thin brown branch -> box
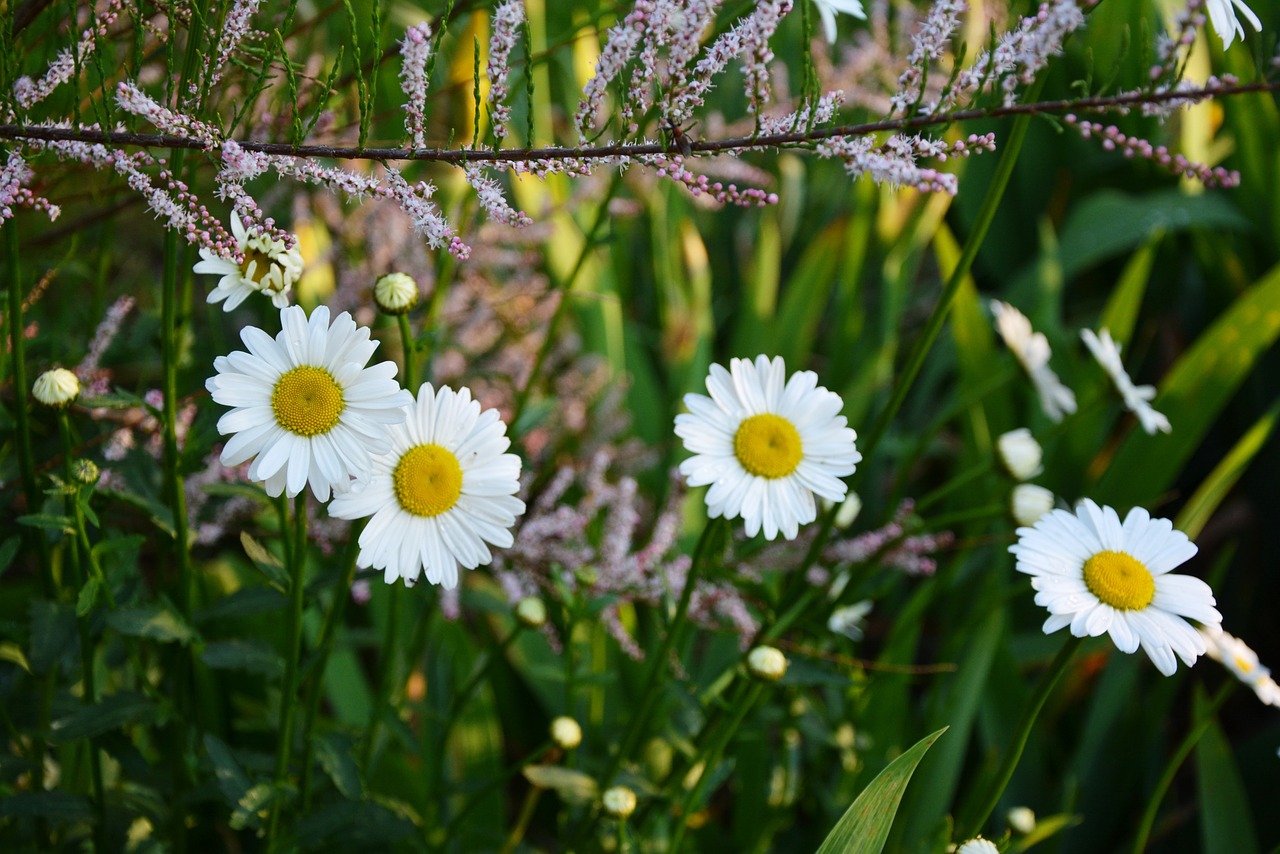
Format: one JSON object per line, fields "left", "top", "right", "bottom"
{"left": 4, "top": 79, "right": 1277, "bottom": 163}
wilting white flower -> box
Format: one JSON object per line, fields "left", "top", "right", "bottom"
{"left": 1200, "top": 624, "right": 1280, "bottom": 707}
{"left": 675, "top": 355, "right": 861, "bottom": 541}
{"left": 990, "top": 301, "right": 1077, "bottom": 422}
{"left": 828, "top": 600, "right": 873, "bottom": 641}
{"left": 1205, "top": 0, "right": 1261, "bottom": 48}
{"left": 1010, "top": 499, "right": 1221, "bottom": 676}
{"left": 812, "top": 0, "right": 867, "bottom": 42}
{"left": 194, "top": 211, "right": 303, "bottom": 312}
{"left": 1080, "top": 328, "right": 1170, "bottom": 435}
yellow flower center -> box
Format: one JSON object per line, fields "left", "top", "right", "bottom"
{"left": 1234, "top": 655, "right": 1256, "bottom": 675}
{"left": 393, "top": 444, "right": 463, "bottom": 517}
{"left": 271, "top": 366, "right": 345, "bottom": 436}
{"left": 240, "top": 247, "right": 274, "bottom": 284}
{"left": 734, "top": 413, "right": 803, "bottom": 479}
{"left": 1082, "top": 550, "right": 1155, "bottom": 611}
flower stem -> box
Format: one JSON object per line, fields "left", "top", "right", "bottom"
{"left": 298, "top": 521, "right": 364, "bottom": 811}
{"left": 957, "top": 634, "right": 1081, "bottom": 839}
{"left": 597, "top": 519, "right": 722, "bottom": 794}
{"left": 397, "top": 313, "right": 417, "bottom": 392}
{"left": 361, "top": 580, "right": 403, "bottom": 772}
{"left": 266, "top": 493, "right": 309, "bottom": 850}
{"left": 668, "top": 681, "right": 765, "bottom": 852}
{"left": 58, "top": 414, "right": 105, "bottom": 854}
{"left": 1129, "top": 680, "right": 1236, "bottom": 853}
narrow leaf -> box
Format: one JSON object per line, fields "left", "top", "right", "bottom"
{"left": 50, "top": 692, "right": 156, "bottom": 743}
{"left": 815, "top": 728, "right": 947, "bottom": 854}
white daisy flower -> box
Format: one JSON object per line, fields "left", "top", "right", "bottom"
{"left": 990, "top": 300, "right": 1077, "bottom": 422}
{"left": 675, "top": 355, "right": 860, "bottom": 541}
{"left": 812, "top": 0, "right": 866, "bottom": 43}
{"left": 1010, "top": 499, "right": 1221, "bottom": 676}
{"left": 194, "top": 211, "right": 304, "bottom": 312}
{"left": 206, "top": 305, "right": 412, "bottom": 502}
{"left": 1205, "top": 0, "right": 1261, "bottom": 48}
{"left": 1200, "top": 624, "right": 1280, "bottom": 707}
{"left": 1080, "top": 328, "right": 1171, "bottom": 435}
{"left": 328, "top": 383, "right": 526, "bottom": 590}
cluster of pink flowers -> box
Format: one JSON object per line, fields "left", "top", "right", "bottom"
{"left": 1066, "top": 115, "right": 1240, "bottom": 187}
{"left": 399, "top": 22, "right": 435, "bottom": 151}
{"left": 486, "top": 1, "right": 526, "bottom": 142}
{"left": 0, "top": 151, "right": 59, "bottom": 225}
{"left": 11, "top": 0, "right": 123, "bottom": 110}
{"left": 650, "top": 154, "right": 780, "bottom": 207}
{"left": 204, "top": 0, "right": 265, "bottom": 96}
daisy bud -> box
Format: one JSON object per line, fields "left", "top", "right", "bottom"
{"left": 1010, "top": 484, "right": 1055, "bottom": 527}
{"left": 32, "top": 367, "right": 80, "bottom": 408}
{"left": 71, "top": 459, "right": 100, "bottom": 487}
{"left": 956, "top": 838, "right": 999, "bottom": 854}
{"left": 1006, "top": 806, "right": 1036, "bottom": 835}
{"left": 515, "top": 597, "right": 547, "bottom": 629}
{"left": 374, "top": 272, "right": 419, "bottom": 315}
{"left": 549, "top": 716, "right": 582, "bottom": 750}
{"left": 834, "top": 493, "right": 863, "bottom": 529}
{"left": 996, "top": 428, "right": 1042, "bottom": 481}
{"left": 746, "top": 645, "right": 788, "bottom": 682}
{"left": 601, "top": 785, "right": 637, "bottom": 820}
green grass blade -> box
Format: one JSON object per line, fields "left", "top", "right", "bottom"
{"left": 815, "top": 727, "right": 948, "bottom": 854}
{"left": 1195, "top": 691, "right": 1260, "bottom": 854}
{"left": 1176, "top": 397, "right": 1280, "bottom": 539}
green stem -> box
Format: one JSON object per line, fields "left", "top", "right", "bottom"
{"left": 957, "top": 634, "right": 1081, "bottom": 839}
{"left": 857, "top": 77, "right": 1045, "bottom": 470}
{"left": 58, "top": 415, "right": 105, "bottom": 854}
{"left": 597, "top": 519, "right": 722, "bottom": 794}
{"left": 442, "top": 743, "right": 552, "bottom": 839}
{"left": 499, "top": 785, "right": 542, "bottom": 854}
{"left": 361, "top": 581, "right": 403, "bottom": 772}
{"left": 397, "top": 313, "right": 418, "bottom": 392}
{"left": 668, "top": 681, "right": 765, "bottom": 852}
{"left": 160, "top": 212, "right": 193, "bottom": 617}
{"left": 267, "top": 494, "right": 308, "bottom": 850}
{"left": 298, "top": 522, "right": 364, "bottom": 810}
{"left": 1130, "top": 680, "right": 1236, "bottom": 853}
{"left": 510, "top": 176, "right": 620, "bottom": 432}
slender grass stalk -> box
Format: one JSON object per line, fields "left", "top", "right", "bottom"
{"left": 361, "top": 580, "right": 403, "bottom": 772}
{"left": 266, "top": 494, "right": 309, "bottom": 850}
{"left": 159, "top": 206, "right": 193, "bottom": 617}
{"left": 594, "top": 519, "right": 723, "bottom": 798}
{"left": 5, "top": 216, "right": 56, "bottom": 849}
{"left": 1130, "top": 681, "right": 1236, "bottom": 853}
{"left": 668, "top": 681, "right": 766, "bottom": 852}
{"left": 58, "top": 414, "right": 105, "bottom": 854}
{"left": 442, "top": 743, "right": 553, "bottom": 840}
{"left": 298, "top": 522, "right": 364, "bottom": 810}
{"left": 499, "top": 785, "right": 542, "bottom": 854}
{"left": 957, "top": 634, "right": 1082, "bottom": 839}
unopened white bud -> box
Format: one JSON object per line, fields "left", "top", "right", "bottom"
{"left": 1011, "top": 484, "right": 1056, "bottom": 527}
{"left": 550, "top": 716, "right": 582, "bottom": 750}
{"left": 997, "top": 428, "right": 1043, "bottom": 481}
{"left": 32, "top": 368, "right": 80, "bottom": 408}
{"left": 515, "top": 597, "right": 547, "bottom": 629}
{"left": 1006, "top": 806, "right": 1036, "bottom": 834}
{"left": 956, "top": 838, "right": 1000, "bottom": 854}
{"left": 373, "top": 272, "right": 419, "bottom": 315}
{"left": 746, "top": 645, "right": 788, "bottom": 682}
{"left": 834, "top": 493, "right": 863, "bottom": 529}
{"left": 601, "top": 785, "right": 637, "bottom": 819}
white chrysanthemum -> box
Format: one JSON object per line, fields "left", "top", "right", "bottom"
{"left": 1010, "top": 499, "right": 1221, "bottom": 676}
{"left": 328, "top": 383, "right": 526, "bottom": 590}
{"left": 1200, "top": 625, "right": 1280, "bottom": 707}
{"left": 991, "top": 300, "right": 1077, "bottom": 422}
{"left": 956, "top": 838, "right": 1000, "bottom": 854}
{"left": 813, "top": 0, "right": 866, "bottom": 42}
{"left": 1080, "top": 328, "right": 1171, "bottom": 435}
{"left": 194, "top": 211, "right": 304, "bottom": 312}
{"left": 996, "top": 428, "right": 1043, "bottom": 480}
{"left": 675, "top": 355, "right": 861, "bottom": 541}
{"left": 1206, "top": 0, "right": 1261, "bottom": 48}
{"left": 32, "top": 367, "right": 80, "bottom": 407}
{"left": 207, "top": 305, "right": 412, "bottom": 501}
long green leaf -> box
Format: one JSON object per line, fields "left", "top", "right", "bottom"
{"left": 1195, "top": 692, "right": 1260, "bottom": 854}
{"left": 1176, "top": 397, "right": 1280, "bottom": 539}
{"left": 815, "top": 727, "right": 947, "bottom": 854}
